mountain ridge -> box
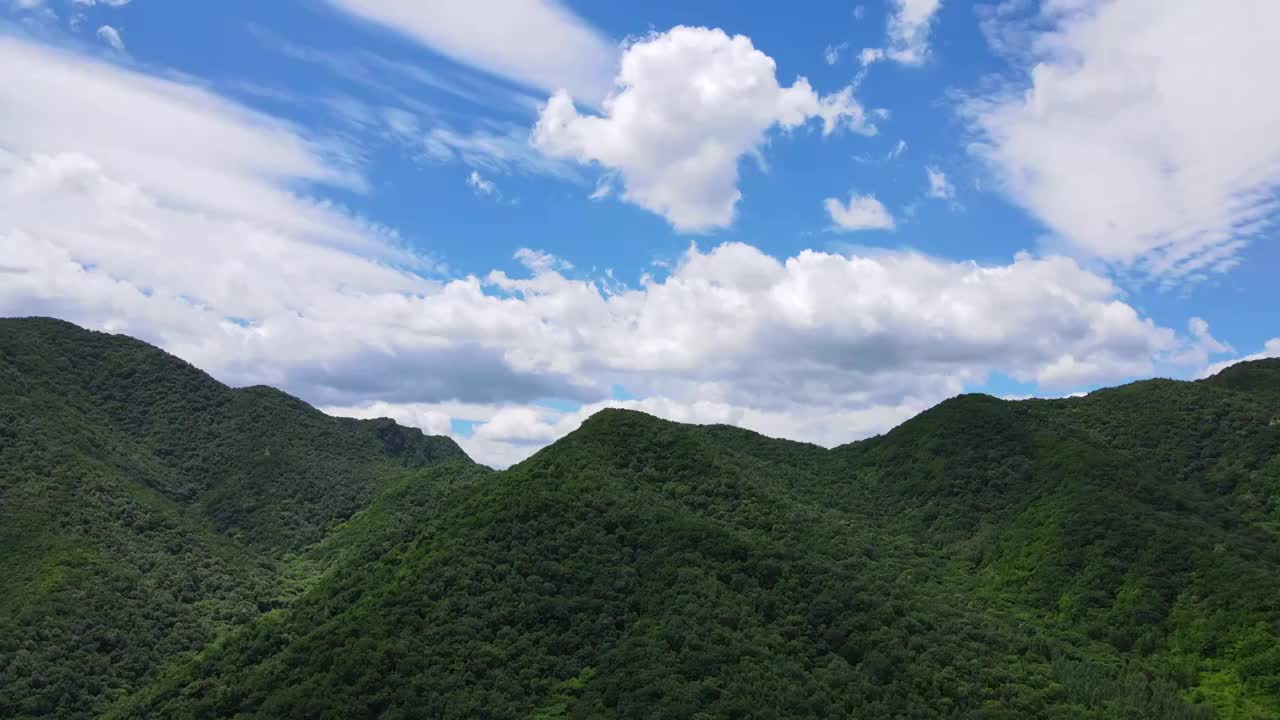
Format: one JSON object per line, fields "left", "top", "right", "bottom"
{"left": 3, "top": 317, "right": 1279, "bottom": 719}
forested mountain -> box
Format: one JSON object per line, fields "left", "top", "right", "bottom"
{"left": 0, "top": 318, "right": 469, "bottom": 719}
{"left": 3, "top": 319, "right": 1279, "bottom": 718}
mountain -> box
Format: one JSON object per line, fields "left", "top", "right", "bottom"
{"left": 119, "top": 371, "right": 1280, "bottom": 718}
{"left": 3, "top": 319, "right": 1279, "bottom": 719}
{"left": 0, "top": 318, "right": 470, "bottom": 719}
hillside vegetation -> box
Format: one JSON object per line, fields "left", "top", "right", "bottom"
{"left": 2, "top": 318, "right": 1278, "bottom": 718}
{"left": 0, "top": 318, "right": 469, "bottom": 719}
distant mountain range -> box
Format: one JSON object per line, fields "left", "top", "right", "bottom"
{"left": 2, "top": 317, "right": 1277, "bottom": 719}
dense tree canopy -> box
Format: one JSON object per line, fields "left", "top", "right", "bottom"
{"left": 2, "top": 318, "right": 1278, "bottom": 718}
{"left": 0, "top": 318, "right": 468, "bottom": 719}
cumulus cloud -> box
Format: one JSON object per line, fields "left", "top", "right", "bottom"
{"left": 325, "top": 242, "right": 1180, "bottom": 465}
{"left": 1167, "top": 317, "right": 1232, "bottom": 368}
{"left": 322, "top": 242, "right": 1182, "bottom": 465}
{"left": 2, "top": 152, "right": 1181, "bottom": 464}
{"left": 964, "top": 0, "right": 1280, "bottom": 281}
{"left": 0, "top": 34, "right": 1201, "bottom": 468}
{"left": 95, "top": 25, "right": 124, "bottom": 52}
{"left": 926, "top": 166, "right": 954, "bottom": 200}
{"left": 533, "top": 26, "right": 879, "bottom": 231}
{"left": 538, "top": 245, "right": 1165, "bottom": 397}
{"left": 825, "top": 193, "right": 895, "bottom": 231}
{"left": 862, "top": 0, "right": 943, "bottom": 66}
{"left": 323, "top": 0, "right": 617, "bottom": 103}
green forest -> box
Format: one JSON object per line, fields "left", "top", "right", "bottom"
{"left": 2, "top": 317, "right": 1278, "bottom": 718}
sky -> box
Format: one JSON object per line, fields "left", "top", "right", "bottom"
{"left": 1, "top": 0, "right": 1277, "bottom": 467}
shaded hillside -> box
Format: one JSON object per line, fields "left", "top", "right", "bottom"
{"left": 0, "top": 318, "right": 470, "bottom": 719}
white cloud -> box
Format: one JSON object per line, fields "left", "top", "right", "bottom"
{"left": 473, "top": 405, "right": 562, "bottom": 444}
{"left": 0, "top": 34, "right": 1199, "bottom": 468}
{"left": 482, "top": 244, "right": 1178, "bottom": 402}
{"left": 533, "top": 26, "right": 879, "bottom": 231}
{"left": 512, "top": 247, "right": 572, "bottom": 274}
{"left": 330, "top": 393, "right": 933, "bottom": 469}
{"left": 0, "top": 37, "right": 438, "bottom": 377}
{"left": 73, "top": 0, "right": 131, "bottom": 5}
{"left": 323, "top": 0, "right": 617, "bottom": 103}
{"left": 321, "top": 243, "right": 1182, "bottom": 465}
{"left": 425, "top": 122, "right": 575, "bottom": 180}
{"left": 824, "top": 42, "right": 847, "bottom": 65}
{"left": 888, "top": 139, "right": 908, "bottom": 160}
{"left": 95, "top": 24, "right": 124, "bottom": 52}
{"left": 965, "top": 0, "right": 1280, "bottom": 281}
{"left": 320, "top": 399, "right": 456, "bottom": 438}
{"left": 587, "top": 175, "right": 612, "bottom": 201}
{"left": 862, "top": 0, "right": 943, "bottom": 66}
{"left": 6, "top": 197, "right": 1186, "bottom": 466}
{"left": 1166, "top": 316, "right": 1232, "bottom": 368}
{"left": 252, "top": 26, "right": 542, "bottom": 113}
{"left": 2, "top": 141, "right": 1182, "bottom": 465}
{"left": 466, "top": 169, "right": 497, "bottom": 196}
{"left": 825, "top": 192, "right": 895, "bottom": 231}
{"left": 926, "top": 165, "right": 954, "bottom": 200}
{"left": 0, "top": 38, "right": 396, "bottom": 259}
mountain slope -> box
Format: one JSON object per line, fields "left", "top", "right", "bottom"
{"left": 116, "top": 410, "right": 1073, "bottom": 718}
{"left": 0, "top": 318, "right": 469, "bottom": 553}
{"left": 829, "top": 378, "right": 1280, "bottom": 715}
{"left": 0, "top": 318, "right": 471, "bottom": 719}
{"left": 4, "top": 320, "right": 1279, "bottom": 719}
{"left": 118, "top": 366, "right": 1280, "bottom": 719}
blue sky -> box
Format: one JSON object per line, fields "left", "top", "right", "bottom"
{"left": 2, "top": 0, "right": 1277, "bottom": 465}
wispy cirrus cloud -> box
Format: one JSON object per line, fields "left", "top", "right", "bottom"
{"left": 965, "top": 0, "right": 1280, "bottom": 283}
{"left": 322, "top": 0, "right": 618, "bottom": 104}
{"left": 251, "top": 24, "right": 541, "bottom": 114}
